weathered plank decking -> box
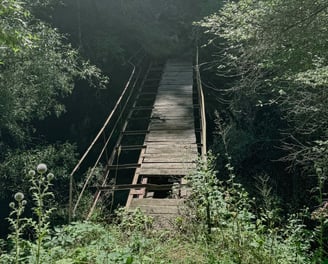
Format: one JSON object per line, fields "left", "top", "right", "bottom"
{"left": 140, "top": 61, "right": 198, "bottom": 176}
{"left": 127, "top": 61, "right": 198, "bottom": 224}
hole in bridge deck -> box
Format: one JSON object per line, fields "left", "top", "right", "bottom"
{"left": 120, "top": 135, "right": 146, "bottom": 148}
{"left": 113, "top": 149, "right": 141, "bottom": 164}
{"left": 146, "top": 176, "right": 181, "bottom": 198}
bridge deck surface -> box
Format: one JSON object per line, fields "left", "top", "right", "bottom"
{"left": 139, "top": 61, "right": 198, "bottom": 176}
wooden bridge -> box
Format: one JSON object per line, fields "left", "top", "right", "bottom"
{"left": 68, "top": 51, "right": 206, "bottom": 225}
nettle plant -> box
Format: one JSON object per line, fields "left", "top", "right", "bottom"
{"left": 185, "top": 152, "right": 312, "bottom": 263}
{"left": 1, "top": 163, "right": 56, "bottom": 264}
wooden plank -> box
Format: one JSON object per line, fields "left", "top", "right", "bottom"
{"left": 95, "top": 183, "right": 187, "bottom": 191}
{"left": 152, "top": 110, "right": 192, "bottom": 116}
{"left": 150, "top": 109, "right": 193, "bottom": 119}
{"left": 152, "top": 109, "right": 193, "bottom": 116}
{"left": 153, "top": 101, "right": 193, "bottom": 106}
{"left": 150, "top": 120, "right": 194, "bottom": 125}
{"left": 146, "top": 135, "right": 196, "bottom": 141}
{"left": 130, "top": 198, "right": 184, "bottom": 206}
{"left": 147, "top": 133, "right": 196, "bottom": 139}
{"left": 150, "top": 118, "right": 194, "bottom": 124}
{"left": 145, "top": 143, "right": 198, "bottom": 151}
{"left": 145, "top": 147, "right": 197, "bottom": 154}
{"left": 147, "top": 130, "right": 195, "bottom": 135}
{"left": 145, "top": 150, "right": 198, "bottom": 156}
{"left": 160, "top": 81, "right": 193, "bottom": 86}
{"left": 161, "top": 77, "right": 192, "bottom": 82}
{"left": 144, "top": 147, "right": 197, "bottom": 153}
{"left": 150, "top": 117, "right": 194, "bottom": 122}
{"left": 154, "top": 94, "right": 193, "bottom": 100}
{"left": 154, "top": 92, "right": 193, "bottom": 97}
{"left": 162, "top": 70, "right": 193, "bottom": 74}
{"left": 141, "top": 162, "right": 196, "bottom": 169}
{"left": 154, "top": 101, "right": 193, "bottom": 107}
{"left": 143, "top": 156, "right": 197, "bottom": 163}
{"left": 139, "top": 168, "right": 192, "bottom": 175}
{"left": 156, "top": 92, "right": 194, "bottom": 97}
{"left": 149, "top": 124, "right": 195, "bottom": 131}
{"left": 148, "top": 127, "right": 195, "bottom": 133}
{"left": 152, "top": 105, "right": 194, "bottom": 109}
{"left": 145, "top": 150, "right": 198, "bottom": 157}
{"left": 158, "top": 86, "right": 192, "bottom": 90}
{"left": 146, "top": 137, "right": 196, "bottom": 143}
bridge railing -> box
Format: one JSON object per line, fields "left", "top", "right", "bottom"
{"left": 68, "top": 50, "right": 147, "bottom": 222}
{"left": 195, "top": 46, "right": 207, "bottom": 159}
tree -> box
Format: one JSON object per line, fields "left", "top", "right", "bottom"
{"left": 196, "top": 0, "right": 328, "bottom": 205}
{"left": 0, "top": 0, "right": 108, "bottom": 148}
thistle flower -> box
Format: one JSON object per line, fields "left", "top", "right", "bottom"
{"left": 37, "top": 163, "right": 47, "bottom": 174}
{"left": 47, "top": 173, "right": 54, "bottom": 181}
{"left": 316, "top": 167, "right": 323, "bottom": 175}
{"left": 22, "top": 200, "right": 27, "bottom": 206}
{"left": 9, "top": 202, "right": 15, "bottom": 208}
{"left": 14, "top": 192, "right": 24, "bottom": 202}
{"left": 28, "top": 170, "right": 36, "bottom": 177}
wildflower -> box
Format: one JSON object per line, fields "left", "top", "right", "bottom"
{"left": 9, "top": 202, "right": 15, "bottom": 208}
{"left": 22, "top": 200, "right": 27, "bottom": 206}
{"left": 47, "top": 173, "right": 54, "bottom": 181}
{"left": 14, "top": 192, "right": 24, "bottom": 202}
{"left": 37, "top": 163, "right": 47, "bottom": 174}
{"left": 28, "top": 170, "right": 36, "bottom": 177}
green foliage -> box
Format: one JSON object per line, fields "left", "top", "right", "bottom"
{"left": 27, "top": 165, "right": 55, "bottom": 264}
{"left": 0, "top": 143, "right": 77, "bottom": 200}
{"left": 6, "top": 193, "right": 28, "bottom": 264}
{"left": 0, "top": 0, "right": 108, "bottom": 144}
{"left": 311, "top": 140, "right": 328, "bottom": 263}
{"left": 1, "top": 164, "right": 56, "bottom": 263}
{"left": 0, "top": 0, "right": 33, "bottom": 53}
{"left": 184, "top": 152, "right": 312, "bottom": 263}
{"left": 115, "top": 208, "right": 153, "bottom": 235}
{"left": 42, "top": 221, "right": 137, "bottom": 263}
{"left": 0, "top": 159, "right": 316, "bottom": 263}
{"left": 195, "top": 0, "right": 328, "bottom": 209}
{"left": 0, "top": 143, "right": 77, "bottom": 227}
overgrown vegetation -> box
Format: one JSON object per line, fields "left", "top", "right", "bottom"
{"left": 196, "top": 0, "right": 328, "bottom": 210}
{"left": 1, "top": 159, "right": 324, "bottom": 263}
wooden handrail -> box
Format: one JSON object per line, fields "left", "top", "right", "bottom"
{"left": 68, "top": 50, "right": 144, "bottom": 222}
{"left": 92, "top": 183, "right": 190, "bottom": 191}
{"left": 195, "top": 46, "right": 207, "bottom": 159}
